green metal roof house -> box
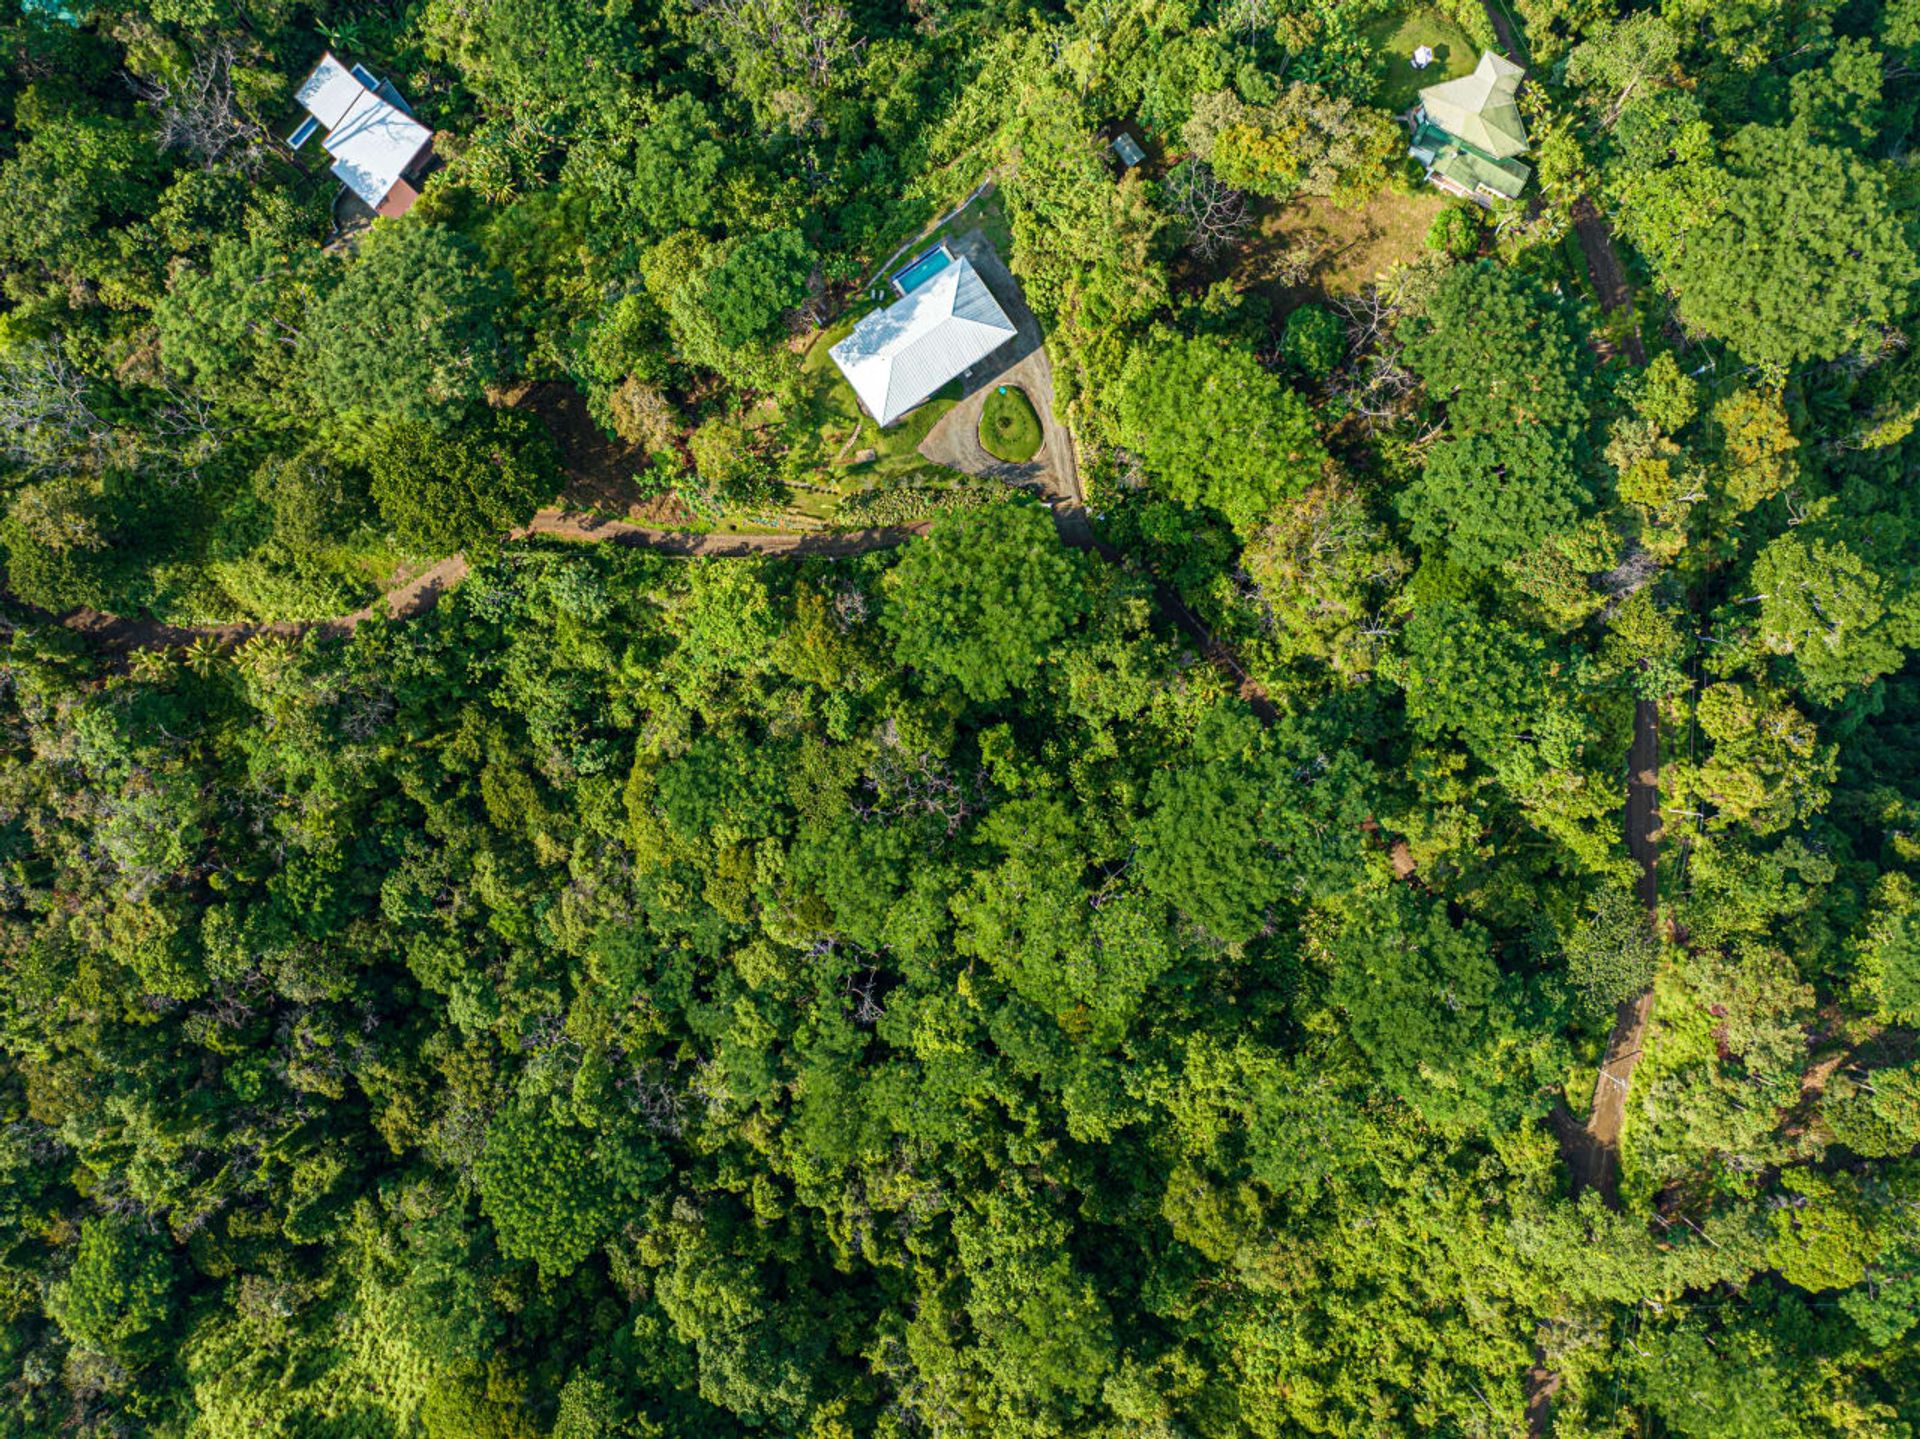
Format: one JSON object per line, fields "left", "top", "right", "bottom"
{"left": 1407, "top": 50, "right": 1531, "bottom": 204}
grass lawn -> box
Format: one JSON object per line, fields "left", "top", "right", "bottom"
{"left": 1364, "top": 7, "right": 1481, "bottom": 114}
{"left": 797, "top": 312, "right": 959, "bottom": 475}
{"left": 774, "top": 316, "right": 967, "bottom": 525}
{"left": 979, "top": 385, "right": 1043, "bottom": 463}
{"left": 1238, "top": 188, "right": 1447, "bottom": 316}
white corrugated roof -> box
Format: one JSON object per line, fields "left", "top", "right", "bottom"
{"left": 323, "top": 90, "right": 431, "bottom": 209}
{"left": 295, "top": 52, "right": 365, "bottom": 130}
{"left": 829, "top": 258, "right": 1017, "bottom": 426}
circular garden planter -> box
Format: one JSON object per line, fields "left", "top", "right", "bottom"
{"left": 978, "top": 385, "right": 1043, "bottom": 464}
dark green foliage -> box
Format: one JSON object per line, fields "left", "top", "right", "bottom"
{"left": 1278, "top": 302, "right": 1344, "bottom": 379}
{"left": 474, "top": 0, "right": 640, "bottom": 113}
{"left": 1330, "top": 889, "right": 1504, "bottom": 1126}
{"left": 475, "top": 1103, "right": 617, "bottom": 1276}
{"left": 1401, "top": 264, "right": 1593, "bottom": 568}
{"left": 50, "top": 1219, "right": 173, "bottom": 1364}
{"left": 307, "top": 225, "right": 514, "bottom": 428}
{"left": 369, "top": 407, "right": 559, "bottom": 553}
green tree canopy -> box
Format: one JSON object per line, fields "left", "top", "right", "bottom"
{"left": 1401, "top": 264, "right": 1593, "bottom": 568}
{"left": 703, "top": 228, "right": 814, "bottom": 346}
{"left": 369, "top": 407, "right": 559, "bottom": 554}
{"left": 51, "top": 1218, "right": 174, "bottom": 1364}
{"left": 474, "top": 1102, "right": 616, "bottom": 1277}
{"left": 1664, "top": 126, "right": 1917, "bottom": 368}
{"left": 881, "top": 502, "right": 1087, "bottom": 700}
{"left": 306, "top": 225, "right": 514, "bottom": 428}
{"left": 1110, "top": 333, "right": 1325, "bottom": 533}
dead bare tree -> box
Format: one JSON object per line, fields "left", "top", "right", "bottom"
{"left": 692, "top": 0, "right": 866, "bottom": 93}
{"left": 854, "top": 719, "right": 983, "bottom": 835}
{"left": 135, "top": 44, "right": 265, "bottom": 171}
{"left": 0, "top": 344, "right": 105, "bottom": 475}
{"left": 1218, "top": 0, "right": 1280, "bottom": 38}
{"left": 1163, "top": 159, "right": 1247, "bottom": 259}
{"left": 1328, "top": 288, "right": 1421, "bottom": 431}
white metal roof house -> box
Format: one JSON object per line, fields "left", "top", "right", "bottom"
{"left": 287, "top": 52, "right": 434, "bottom": 219}
{"left": 829, "top": 253, "right": 1017, "bottom": 426}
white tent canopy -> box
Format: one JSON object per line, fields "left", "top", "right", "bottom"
{"left": 830, "top": 258, "right": 1017, "bottom": 426}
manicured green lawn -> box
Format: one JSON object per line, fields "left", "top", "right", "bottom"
{"left": 1365, "top": 7, "right": 1481, "bottom": 115}
{"left": 978, "top": 385, "right": 1043, "bottom": 464}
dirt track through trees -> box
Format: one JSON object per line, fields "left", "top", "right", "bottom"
{"left": 54, "top": 510, "right": 933, "bottom": 654}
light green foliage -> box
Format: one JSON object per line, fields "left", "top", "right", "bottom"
{"left": 1766, "top": 1169, "right": 1879, "bottom": 1292}
{"left": 1851, "top": 874, "right": 1920, "bottom": 1026}
{"left": 1196, "top": 82, "right": 1402, "bottom": 204}
{"left": 881, "top": 502, "right": 1086, "bottom": 700}
{"left": 977, "top": 385, "right": 1043, "bottom": 463}
{"left": 1242, "top": 478, "right": 1410, "bottom": 679}
{"left": 1823, "top": 1064, "right": 1920, "bottom": 1158}
{"left": 1562, "top": 886, "right": 1659, "bottom": 1015}
{"left": 1678, "top": 682, "right": 1834, "bottom": 834}
{"left": 1748, "top": 530, "right": 1919, "bottom": 702}
{"left": 1424, "top": 202, "right": 1482, "bottom": 259}
{"left": 1663, "top": 126, "right": 1917, "bottom": 368}
{"left": 1111, "top": 333, "right": 1325, "bottom": 532}
{"left": 640, "top": 231, "right": 793, "bottom": 390}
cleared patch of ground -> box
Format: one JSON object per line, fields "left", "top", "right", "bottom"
{"left": 1238, "top": 188, "right": 1448, "bottom": 316}
{"left": 979, "top": 385, "right": 1043, "bottom": 463}
{"left": 516, "top": 380, "right": 694, "bottom": 527}
{"left": 1364, "top": 6, "right": 1482, "bottom": 114}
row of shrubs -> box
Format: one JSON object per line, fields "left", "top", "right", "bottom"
{"left": 836, "top": 480, "right": 1011, "bottom": 526}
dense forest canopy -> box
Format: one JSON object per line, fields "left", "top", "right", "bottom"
{"left": 2, "top": 0, "right": 1920, "bottom": 1435}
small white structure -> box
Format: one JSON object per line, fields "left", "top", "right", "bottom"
{"left": 288, "top": 52, "right": 434, "bottom": 219}
{"left": 830, "top": 257, "right": 1017, "bottom": 427}
{"left": 1412, "top": 44, "right": 1435, "bottom": 69}
{"left": 1112, "top": 132, "right": 1146, "bottom": 168}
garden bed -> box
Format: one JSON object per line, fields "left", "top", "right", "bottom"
{"left": 978, "top": 385, "right": 1044, "bottom": 463}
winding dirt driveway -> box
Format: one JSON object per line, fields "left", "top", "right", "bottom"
{"left": 915, "top": 229, "right": 1082, "bottom": 507}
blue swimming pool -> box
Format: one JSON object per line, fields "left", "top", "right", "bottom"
{"left": 892, "top": 244, "right": 954, "bottom": 296}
